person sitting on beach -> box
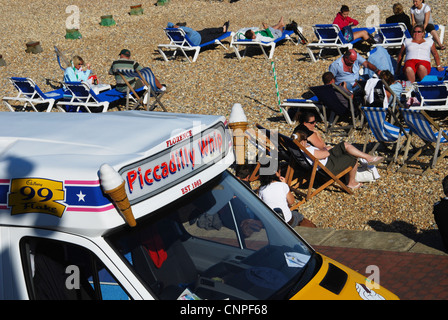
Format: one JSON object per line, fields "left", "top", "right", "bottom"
{"left": 385, "top": 3, "right": 412, "bottom": 32}
{"left": 410, "top": 0, "right": 445, "bottom": 50}
{"left": 395, "top": 24, "right": 444, "bottom": 82}
{"left": 166, "top": 21, "right": 230, "bottom": 46}
{"left": 244, "top": 17, "right": 285, "bottom": 41}
{"left": 292, "top": 111, "right": 328, "bottom": 150}
{"left": 333, "top": 5, "right": 375, "bottom": 44}
{"left": 329, "top": 49, "right": 382, "bottom": 93}
{"left": 258, "top": 165, "right": 315, "bottom": 227}
{"left": 109, "top": 49, "right": 166, "bottom": 93}
{"left": 63, "top": 55, "right": 91, "bottom": 83}
{"left": 293, "top": 130, "right": 384, "bottom": 190}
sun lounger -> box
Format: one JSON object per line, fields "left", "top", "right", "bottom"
{"left": 230, "top": 29, "right": 297, "bottom": 60}
{"left": 3, "top": 77, "right": 65, "bottom": 112}
{"left": 158, "top": 28, "right": 234, "bottom": 63}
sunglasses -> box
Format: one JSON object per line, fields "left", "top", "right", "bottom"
{"left": 413, "top": 30, "right": 423, "bottom": 33}
{"left": 306, "top": 120, "right": 316, "bottom": 124}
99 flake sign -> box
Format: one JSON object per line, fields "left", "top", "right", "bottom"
{"left": 8, "top": 178, "right": 67, "bottom": 217}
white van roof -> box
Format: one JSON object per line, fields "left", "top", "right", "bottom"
{"left": 0, "top": 111, "right": 232, "bottom": 235}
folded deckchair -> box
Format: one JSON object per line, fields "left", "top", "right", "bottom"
{"left": 279, "top": 95, "right": 325, "bottom": 125}
{"left": 3, "top": 77, "right": 66, "bottom": 112}
{"left": 116, "top": 67, "right": 167, "bottom": 112}
{"left": 277, "top": 132, "right": 353, "bottom": 204}
{"left": 56, "top": 82, "right": 130, "bottom": 112}
{"left": 230, "top": 29, "right": 297, "bottom": 60}
{"left": 398, "top": 108, "right": 448, "bottom": 175}
{"left": 306, "top": 24, "right": 374, "bottom": 62}
{"left": 158, "top": 28, "right": 234, "bottom": 63}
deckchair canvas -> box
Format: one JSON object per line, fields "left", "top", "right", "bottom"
{"left": 3, "top": 77, "right": 65, "bottom": 112}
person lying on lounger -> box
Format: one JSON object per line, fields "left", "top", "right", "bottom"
{"left": 244, "top": 17, "right": 286, "bottom": 41}
{"left": 166, "top": 21, "right": 230, "bottom": 46}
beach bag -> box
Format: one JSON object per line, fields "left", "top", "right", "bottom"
{"left": 355, "top": 159, "right": 380, "bottom": 183}
{"left": 342, "top": 25, "right": 354, "bottom": 42}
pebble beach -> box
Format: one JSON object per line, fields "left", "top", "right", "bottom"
{"left": 1, "top": 0, "right": 447, "bottom": 238}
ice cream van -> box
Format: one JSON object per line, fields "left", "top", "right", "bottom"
{"left": 0, "top": 111, "right": 398, "bottom": 300}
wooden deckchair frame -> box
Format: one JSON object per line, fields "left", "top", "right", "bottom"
{"left": 278, "top": 133, "right": 353, "bottom": 204}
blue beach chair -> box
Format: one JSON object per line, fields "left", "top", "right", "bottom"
{"left": 158, "top": 28, "right": 234, "bottom": 63}
{"left": 2, "top": 77, "right": 66, "bottom": 112}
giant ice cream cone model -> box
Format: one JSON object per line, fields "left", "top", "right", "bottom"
{"left": 99, "top": 163, "right": 136, "bottom": 227}
{"left": 229, "top": 103, "right": 248, "bottom": 165}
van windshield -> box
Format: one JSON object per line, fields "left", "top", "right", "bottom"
{"left": 107, "top": 170, "right": 315, "bottom": 300}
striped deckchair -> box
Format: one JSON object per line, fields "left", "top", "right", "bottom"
{"left": 116, "top": 67, "right": 167, "bottom": 112}
{"left": 361, "top": 106, "right": 410, "bottom": 168}
{"left": 399, "top": 108, "right": 448, "bottom": 175}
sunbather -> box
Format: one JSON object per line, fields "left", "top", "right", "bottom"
{"left": 244, "top": 17, "right": 285, "bottom": 41}
{"left": 166, "top": 21, "right": 230, "bottom": 46}
{"left": 109, "top": 49, "right": 166, "bottom": 93}
{"left": 293, "top": 129, "right": 384, "bottom": 189}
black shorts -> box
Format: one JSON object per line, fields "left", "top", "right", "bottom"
{"left": 325, "top": 142, "right": 357, "bottom": 175}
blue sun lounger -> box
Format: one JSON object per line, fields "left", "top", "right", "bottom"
{"left": 56, "top": 82, "right": 135, "bottom": 113}
{"left": 306, "top": 24, "right": 374, "bottom": 62}
{"left": 158, "top": 28, "right": 234, "bottom": 63}
{"left": 3, "top": 77, "right": 66, "bottom": 112}
{"left": 230, "top": 29, "right": 297, "bottom": 60}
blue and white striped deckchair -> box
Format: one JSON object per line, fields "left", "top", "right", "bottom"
{"left": 361, "top": 106, "right": 410, "bottom": 167}
{"left": 399, "top": 108, "right": 448, "bottom": 174}
{"left": 158, "top": 28, "right": 234, "bottom": 63}
{"left": 230, "top": 29, "right": 297, "bottom": 60}
{"left": 3, "top": 77, "right": 66, "bottom": 112}
{"left": 116, "top": 67, "right": 167, "bottom": 112}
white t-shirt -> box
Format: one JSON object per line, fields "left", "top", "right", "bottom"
{"left": 305, "top": 144, "right": 328, "bottom": 167}
{"left": 410, "top": 3, "right": 433, "bottom": 25}
{"left": 404, "top": 38, "right": 433, "bottom": 62}
{"left": 258, "top": 181, "right": 292, "bottom": 222}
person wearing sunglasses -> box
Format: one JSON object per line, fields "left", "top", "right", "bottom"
{"left": 63, "top": 55, "right": 91, "bottom": 83}
{"left": 410, "top": 0, "right": 445, "bottom": 50}
{"left": 396, "top": 24, "right": 443, "bottom": 82}
{"left": 292, "top": 111, "right": 329, "bottom": 151}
